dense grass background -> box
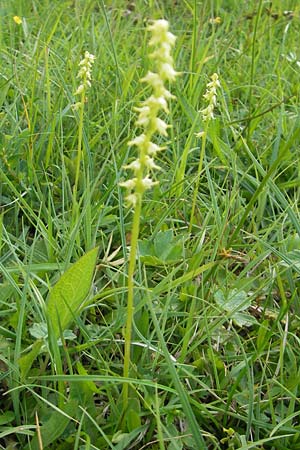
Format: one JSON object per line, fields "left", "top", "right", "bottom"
{"left": 1, "top": 0, "right": 300, "bottom": 448}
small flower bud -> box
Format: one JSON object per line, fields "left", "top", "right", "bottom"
{"left": 126, "top": 193, "right": 138, "bottom": 207}
{"left": 145, "top": 95, "right": 169, "bottom": 113}
{"left": 72, "top": 102, "right": 82, "bottom": 111}
{"left": 148, "top": 20, "right": 176, "bottom": 47}
{"left": 135, "top": 106, "right": 151, "bottom": 127}
{"left": 74, "top": 84, "right": 84, "bottom": 95}
{"left": 128, "top": 134, "right": 147, "bottom": 147}
{"left": 155, "top": 117, "right": 168, "bottom": 135}
{"left": 119, "top": 179, "right": 137, "bottom": 189}
{"left": 160, "top": 63, "right": 178, "bottom": 81}
{"left": 141, "top": 72, "right": 163, "bottom": 89}
{"left": 144, "top": 156, "right": 161, "bottom": 170}
{"left": 195, "top": 131, "right": 206, "bottom": 138}
{"left": 13, "top": 16, "right": 22, "bottom": 25}
{"left": 123, "top": 160, "right": 141, "bottom": 172}
{"left": 141, "top": 177, "right": 159, "bottom": 190}
{"left": 147, "top": 142, "right": 163, "bottom": 155}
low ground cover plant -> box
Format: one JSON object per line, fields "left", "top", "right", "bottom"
{"left": 1, "top": 1, "right": 300, "bottom": 449}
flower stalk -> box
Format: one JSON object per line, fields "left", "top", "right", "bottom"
{"left": 120, "top": 19, "right": 178, "bottom": 416}
{"left": 189, "top": 73, "right": 220, "bottom": 231}
{"left": 72, "top": 51, "right": 95, "bottom": 214}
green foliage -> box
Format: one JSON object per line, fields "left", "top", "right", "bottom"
{"left": 28, "top": 401, "right": 78, "bottom": 450}
{"left": 214, "top": 288, "right": 258, "bottom": 327}
{"left": 47, "top": 247, "right": 99, "bottom": 338}
{"left": 139, "top": 230, "right": 184, "bottom": 266}
{"left": 1, "top": 0, "right": 300, "bottom": 449}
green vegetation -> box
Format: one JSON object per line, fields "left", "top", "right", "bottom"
{"left": 1, "top": 0, "right": 300, "bottom": 448}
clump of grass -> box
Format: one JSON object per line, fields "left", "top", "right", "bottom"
{"left": 1, "top": 1, "right": 300, "bottom": 449}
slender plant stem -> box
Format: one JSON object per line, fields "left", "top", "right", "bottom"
{"left": 247, "top": 0, "right": 263, "bottom": 141}
{"left": 179, "top": 293, "right": 197, "bottom": 363}
{"left": 72, "top": 90, "right": 85, "bottom": 216}
{"left": 122, "top": 193, "right": 142, "bottom": 410}
{"left": 188, "top": 0, "right": 198, "bottom": 95}
{"left": 189, "top": 122, "right": 209, "bottom": 232}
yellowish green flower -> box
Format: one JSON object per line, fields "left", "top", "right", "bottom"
{"left": 190, "top": 73, "right": 220, "bottom": 230}
{"left": 120, "top": 19, "right": 178, "bottom": 206}
{"left": 73, "top": 51, "right": 95, "bottom": 99}
{"left": 200, "top": 73, "right": 220, "bottom": 121}
{"left": 72, "top": 50, "right": 95, "bottom": 212}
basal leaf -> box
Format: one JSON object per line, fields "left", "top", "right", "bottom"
{"left": 139, "top": 230, "right": 183, "bottom": 266}
{"left": 232, "top": 312, "right": 257, "bottom": 327}
{"left": 214, "top": 289, "right": 250, "bottom": 313}
{"left": 28, "top": 401, "right": 77, "bottom": 450}
{"left": 0, "top": 411, "right": 15, "bottom": 425}
{"left": 19, "top": 340, "right": 43, "bottom": 381}
{"left": 153, "top": 229, "right": 173, "bottom": 259}
{"left": 47, "top": 247, "right": 99, "bottom": 338}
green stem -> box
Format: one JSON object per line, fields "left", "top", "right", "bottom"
{"left": 122, "top": 130, "right": 153, "bottom": 420}
{"left": 189, "top": 122, "right": 209, "bottom": 232}
{"left": 122, "top": 192, "right": 142, "bottom": 411}
{"left": 179, "top": 294, "right": 197, "bottom": 363}
{"left": 189, "top": 0, "right": 198, "bottom": 95}
{"left": 247, "top": 0, "right": 263, "bottom": 141}
{"left": 72, "top": 90, "right": 85, "bottom": 217}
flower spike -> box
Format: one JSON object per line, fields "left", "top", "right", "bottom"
{"left": 120, "top": 19, "right": 178, "bottom": 203}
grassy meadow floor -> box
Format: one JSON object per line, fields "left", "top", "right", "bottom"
{"left": 1, "top": 0, "right": 300, "bottom": 448}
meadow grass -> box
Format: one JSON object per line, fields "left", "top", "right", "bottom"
{"left": 1, "top": 0, "right": 300, "bottom": 449}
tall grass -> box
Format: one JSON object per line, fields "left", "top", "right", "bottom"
{"left": 1, "top": 0, "right": 300, "bottom": 449}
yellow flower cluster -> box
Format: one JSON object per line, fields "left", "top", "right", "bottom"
{"left": 120, "top": 20, "right": 178, "bottom": 207}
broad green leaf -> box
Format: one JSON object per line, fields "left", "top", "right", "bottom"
{"left": 0, "top": 282, "right": 17, "bottom": 302}
{"left": 47, "top": 247, "right": 99, "bottom": 338}
{"left": 112, "top": 425, "right": 147, "bottom": 450}
{"left": 280, "top": 250, "right": 300, "bottom": 269}
{"left": 18, "top": 340, "right": 43, "bottom": 381}
{"left": 28, "top": 323, "right": 76, "bottom": 342}
{"left": 69, "top": 364, "right": 98, "bottom": 411}
{"left": 214, "top": 289, "right": 250, "bottom": 313}
{"left": 153, "top": 229, "right": 173, "bottom": 258}
{"left": 214, "top": 289, "right": 256, "bottom": 327}
{"left": 75, "top": 361, "right": 100, "bottom": 394}
{"left": 126, "top": 397, "right": 141, "bottom": 431}
{"left": 0, "top": 412, "right": 15, "bottom": 426}
{"left": 28, "top": 401, "right": 77, "bottom": 450}
{"left": 232, "top": 312, "right": 257, "bottom": 327}
{"left": 139, "top": 230, "right": 183, "bottom": 266}
{"left": 58, "top": 329, "right": 77, "bottom": 342}
{"left": 139, "top": 254, "right": 167, "bottom": 266}
{"left": 29, "top": 322, "right": 48, "bottom": 339}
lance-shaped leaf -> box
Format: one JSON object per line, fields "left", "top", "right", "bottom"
{"left": 47, "top": 247, "right": 99, "bottom": 338}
